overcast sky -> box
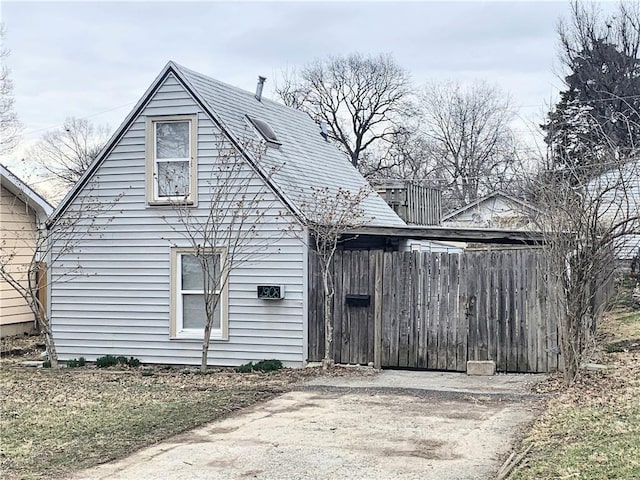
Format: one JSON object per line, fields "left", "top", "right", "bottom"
{"left": 0, "top": 1, "right": 614, "bottom": 179}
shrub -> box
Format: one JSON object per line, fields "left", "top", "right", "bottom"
{"left": 66, "top": 357, "right": 86, "bottom": 368}
{"left": 96, "top": 355, "right": 119, "bottom": 368}
{"left": 127, "top": 357, "right": 141, "bottom": 368}
{"left": 235, "top": 362, "right": 254, "bottom": 373}
{"left": 253, "top": 359, "right": 283, "bottom": 372}
{"left": 96, "top": 355, "right": 141, "bottom": 368}
{"left": 42, "top": 360, "right": 51, "bottom": 368}
{"left": 236, "top": 359, "right": 283, "bottom": 373}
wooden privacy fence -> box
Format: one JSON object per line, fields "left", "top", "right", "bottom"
{"left": 308, "top": 249, "right": 563, "bottom": 373}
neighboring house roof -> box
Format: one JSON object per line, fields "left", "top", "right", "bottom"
{"left": 441, "top": 191, "right": 541, "bottom": 222}
{"left": 49, "top": 61, "right": 405, "bottom": 228}
{"left": 0, "top": 163, "right": 54, "bottom": 220}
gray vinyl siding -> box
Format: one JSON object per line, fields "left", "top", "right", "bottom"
{"left": 594, "top": 161, "right": 640, "bottom": 262}
{"left": 50, "top": 73, "right": 307, "bottom": 367}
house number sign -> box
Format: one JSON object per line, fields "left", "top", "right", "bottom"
{"left": 257, "top": 285, "right": 285, "bottom": 300}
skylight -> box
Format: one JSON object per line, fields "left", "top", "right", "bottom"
{"left": 246, "top": 115, "right": 281, "bottom": 147}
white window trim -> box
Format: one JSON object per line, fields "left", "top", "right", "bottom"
{"left": 146, "top": 115, "right": 198, "bottom": 206}
{"left": 170, "top": 247, "right": 229, "bottom": 340}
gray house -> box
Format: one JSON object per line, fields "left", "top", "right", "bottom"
{"left": 47, "top": 61, "right": 405, "bottom": 367}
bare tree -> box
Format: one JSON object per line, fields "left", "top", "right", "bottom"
{"left": 300, "top": 185, "right": 371, "bottom": 369}
{"left": 163, "top": 134, "right": 284, "bottom": 371}
{"left": 276, "top": 53, "right": 413, "bottom": 173}
{"left": 29, "top": 117, "right": 110, "bottom": 190}
{"left": 0, "top": 24, "right": 21, "bottom": 155}
{"left": 530, "top": 154, "right": 639, "bottom": 384}
{"left": 531, "top": 2, "right": 640, "bottom": 384}
{"left": 414, "top": 80, "right": 519, "bottom": 210}
{"left": 0, "top": 181, "right": 122, "bottom": 368}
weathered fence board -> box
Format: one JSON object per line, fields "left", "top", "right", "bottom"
{"left": 308, "top": 249, "right": 565, "bottom": 373}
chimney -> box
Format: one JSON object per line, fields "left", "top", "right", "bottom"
{"left": 320, "top": 121, "right": 329, "bottom": 140}
{"left": 255, "top": 76, "right": 266, "bottom": 102}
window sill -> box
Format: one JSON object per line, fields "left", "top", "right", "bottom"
{"left": 147, "top": 200, "right": 195, "bottom": 207}
{"left": 170, "top": 334, "right": 228, "bottom": 341}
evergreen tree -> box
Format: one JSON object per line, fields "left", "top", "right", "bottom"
{"left": 543, "top": 2, "right": 640, "bottom": 173}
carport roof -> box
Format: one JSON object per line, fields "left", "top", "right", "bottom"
{"left": 343, "top": 225, "right": 546, "bottom": 245}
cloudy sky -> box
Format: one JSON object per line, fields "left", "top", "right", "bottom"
{"left": 0, "top": 1, "right": 612, "bottom": 179}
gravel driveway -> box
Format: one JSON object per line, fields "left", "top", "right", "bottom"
{"left": 70, "top": 371, "right": 545, "bottom": 480}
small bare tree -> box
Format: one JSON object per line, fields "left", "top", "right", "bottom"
{"left": 276, "top": 53, "right": 413, "bottom": 172}
{"left": 0, "top": 24, "right": 21, "bottom": 155}
{"left": 530, "top": 155, "right": 639, "bottom": 383}
{"left": 162, "top": 134, "right": 284, "bottom": 371}
{"left": 416, "top": 80, "right": 519, "bottom": 210}
{"left": 0, "top": 180, "right": 122, "bottom": 368}
{"left": 300, "top": 185, "right": 371, "bottom": 369}
{"left": 29, "top": 117, "right": 111, "bottom": 192}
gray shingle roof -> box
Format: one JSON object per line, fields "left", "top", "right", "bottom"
{"left": 174, "top": 63, "right": 405, "bottom": 228}
{"left": 50, "top": 62, "right": 406, "bottom": 229}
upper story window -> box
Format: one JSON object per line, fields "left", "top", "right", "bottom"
{"left": 146, "top": 115, "right": 198, "bottom": 205}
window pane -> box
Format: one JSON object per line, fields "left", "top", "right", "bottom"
{"left": 181, "top": 254, "right": 220, "bottom": 290}
{"left": 156, "top": 121, "right": 189, "bottom": 159}
{"left": 157, "top": 161, "right": 189, "bottom": 197}
{"left": 182, "top": 294, "right": 220, "bottom": 330}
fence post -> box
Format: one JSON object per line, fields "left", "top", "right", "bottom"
{"left": 374, "top": 250, "right": 383, "bottom": 369}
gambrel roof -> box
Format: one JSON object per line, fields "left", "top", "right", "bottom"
{"left": 50, "top": 61, "right": 405, "bottom": 228}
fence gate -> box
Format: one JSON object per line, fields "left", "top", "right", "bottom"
{"left": 308, "top": 249, "right": 563, "bottom": 373}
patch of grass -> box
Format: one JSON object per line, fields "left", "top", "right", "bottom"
{"left": 0, "top": 363, "right": 375, "bottom": 480}
{"left": 604, "top": 343, "right": 624, "bottom": 353}
{"left": 511, "top": 308, "right": 640, "bottom": 479}
{"left": 616, "top": 311, "right": 640, "bottom": 325}
{"left": 607, "top": 276, "right": 639, "bottom": 310}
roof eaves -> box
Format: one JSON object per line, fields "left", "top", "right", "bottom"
{"left": 48, "top": 61, "right": 305, "bottom": 228}
{"left": 442, "top": 190, "right": 541, "bottom": 221}
{"left": 47, "top": 62, "right": 181, "bottom": 227}
{"left": 0, "top": 163, "right": 54, "bottom": 218}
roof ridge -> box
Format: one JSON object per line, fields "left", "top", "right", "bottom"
{"left": 172, "top": 62, "right": 308, "bottom": 117}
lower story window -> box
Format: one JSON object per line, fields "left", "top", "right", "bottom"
{"left": 171, "top": 247, "right": 228, "bottom": 339}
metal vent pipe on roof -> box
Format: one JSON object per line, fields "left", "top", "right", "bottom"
{"left": 255, "top": 76, "right": 266, "bottom": 101}
{"left": 320, "top": 121, "right": 329, "bottom": 140}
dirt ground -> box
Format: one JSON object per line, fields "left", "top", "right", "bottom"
{"left": 70, "top": 371, "right": 544, "bottom": 480}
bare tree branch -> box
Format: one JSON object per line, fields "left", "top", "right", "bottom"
{"left": 297, "top": 185, "right": 371, "bottom": 369}
{"left": 28, "top": 117, "right": 111, "bottom": 192}
{"left": 0, "top": 24, "right": 21, "bottom": 155}
{"left": 0, "top": 180, "right": 123, "bottom": 368}
{"left": 275, "top": 53, "right": 413, "bottom": 173}
{"left": 163, "top": 134, "right": 288, "bottom": 371}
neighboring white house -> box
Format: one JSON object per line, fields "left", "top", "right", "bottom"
{"left": 592, "top": 159, "right": 640, "bottom": 262}
{"left": 441, "top": 191, "right": 541, "bottom": 231}
{"left": 0, "top": 164, "right": 53, "bottom": 337}
{"left": 47, "top": 61, "right": 406, "bottom": 367}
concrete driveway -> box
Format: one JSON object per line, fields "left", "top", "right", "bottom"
{"left": 70, "top": 371, "right": 545, "bottom": 480}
